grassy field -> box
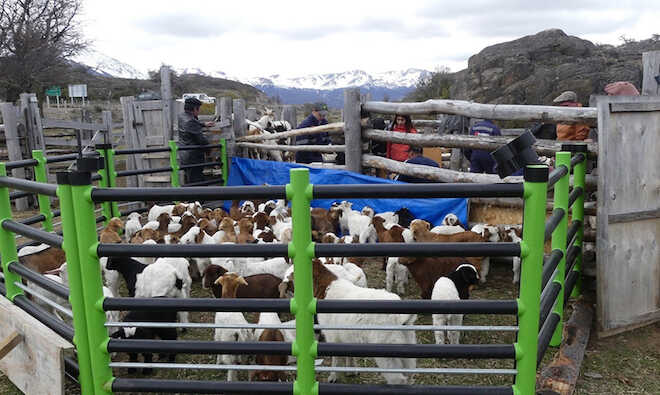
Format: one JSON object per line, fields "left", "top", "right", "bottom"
{"left": 2, "top": 261, "right": 659, "bottom": 394}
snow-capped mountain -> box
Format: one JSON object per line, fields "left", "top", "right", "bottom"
{"left": 72, "top": 49, "right": 148, "bottom": 80}
{"left": 244, "top": 69, "right": 430, "bottom": 90}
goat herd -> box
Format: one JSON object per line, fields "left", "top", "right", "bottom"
{"left": 16, "top": 199, "right": 523, "bottom": 385}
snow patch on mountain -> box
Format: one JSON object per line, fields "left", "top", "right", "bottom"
{"left": 72, "top": 49, "right": 148, "bottom": 80}
{"left": 243, "top": 69, "right": 430, "bottom": 90}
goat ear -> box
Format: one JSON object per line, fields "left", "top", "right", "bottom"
{"left": 238, "top": 276, "right": 248, "bottom": 286}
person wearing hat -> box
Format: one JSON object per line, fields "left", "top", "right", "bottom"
{"left": 553, "top": 91, "right": 590, "bottom": 141}
{"left": 295, "top": 102, "right": 330, "bottom": 163}
{"left": 178, "top": 97, "right": 215, "bottom": 183}
{"left": 395, "top": 146, "right": 439, "bottom": 183}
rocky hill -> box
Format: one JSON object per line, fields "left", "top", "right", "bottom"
{"left": 448, "top": 29, "right": 660, "bottom": 105}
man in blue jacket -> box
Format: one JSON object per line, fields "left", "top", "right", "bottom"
{"left": 295, "top": 102, "right": 329, "bottom": 163}
{"left": 397, "top": 146, "right": 439, "bottom": 183}
{"left": 464, "top": 119, "right": 501, "bottom": 174}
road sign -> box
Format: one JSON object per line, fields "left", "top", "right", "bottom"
{"left": 45, "top": 86, "right": 62, "bottom": 97}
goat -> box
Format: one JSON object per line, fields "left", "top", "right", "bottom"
{"left": 202, "top": 264, "right": 282, "bottom": 299}
{"left": 251, "top": 312, "right": 288, "bottom": 382}
{"left": 100, "top": 217, "right": 124, "bottom": 243}
{"left": 432, "top": 264, "right": 479, "bottom": 345}
{"left": 398, "top": 256, "right": 482, "bottom": 299}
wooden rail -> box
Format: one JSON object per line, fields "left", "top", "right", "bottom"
{"left": 236, "top": 142, "right": 345, "bottom": 153}
{"left": 236, "top": 122, "right": 345, "bottom": 142}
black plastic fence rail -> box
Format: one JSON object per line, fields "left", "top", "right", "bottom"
{"left": 108, "top": 339, "right": 291, "bottom": 355}
{"left": 541, "top": 249, "right": 564, "bottom": 290}
{"left": 177, "top": 143, "right": 224, "bottom": 151}
{"left": 103, "top": 297, "right": 291, "bottom": 312}
{"left": 9, "top": 190, "right": 32, "bottom": 200}
{"left": 114, "top": 147, "right": 171, "bottom": 155}
{"left": 570, "top": 153, "right": 586, "bottom": 168}
{"left": 537, "top": 312, "right": 561, "bottom": 367}
{"left": 317, "top": 299, "right": 518, "bottom": 315}
{"left": 8, "top": 262, "right": 70, "bottom": 299}
{"left": 19, "top": 213, "right": 46, "bottom": 226}
{"left": 564, "top": 271, "right": 579, "bottom": 305}
{"left": 568, "top": 186, "right": 583, "bottom": 208}
{"left": 12, "top": 294, "right": 74, "bottom": 342}
{"left": 64, "top": 356, "right": 80, "bottom": 384}
{"left": 179, "top": 161, "right": 219, "bottom": 170}
{"left": 547, "top": 165, "right": 569, "bottom": 189}
{"left": 46, "top": 153, "right": 79, "bottom": 163}
{"left": 119, "top": 206, "right": 149, "bottom": 217}
{"left": 53, "top": 209, "right": 61, "bottom": 218}
{"left": 544, "top": 208, "right": 565, "bottom": 241}
{"left": 539, "top": 282, "right": 561, "bottom": 327}
{"left": 566, "top": 220, "right": 581, "bottom": 247}
{"left": 565, "top": 245, "right": 581, "bottom": 273}
{"left": 5, "top": 158, "right": 38, "bottom": 170}
{"left": 116, "top": 167, "right": 172, "bottom": 178}
{"left": 0, "top": 176, "right": 57, "bottom": 196}
{"left": 91, "top": 173, "right": 102, "bottom": 182}
{"left": 181, "top": 178, "right": 225, "bottom": 187}
{"left": 111, "top": 380, "right": 514, "bottom": 395}
{"left": 313, "top": 183, "right": 524, "bottom": 199}
{"left": 98, "top": 243, "right": 288, "bottom": 258}
{"left": 316, "top": 242, "right": 520, "bottom": 258}
{"left": 1, "top": 219, "right": 63, "bottom": 247}
{"left": 91, "top": 185, "right": 287, "bottom": 202}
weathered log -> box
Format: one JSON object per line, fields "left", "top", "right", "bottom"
{"left": 236, "top": 142, "right": 345, "bottom": 153}
{"left": 363, "top": 129, "right": 598, "bottom": 157}
{"left": 537, "top": 298, "right": 594, "bottom": 395}
{"left": 363, "top": 99, "right": 597, "bottom": 126}
{"left": 236, "top": 122, "right": 345, "bottom": 142}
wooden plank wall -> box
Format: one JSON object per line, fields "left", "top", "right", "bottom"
{"left": 596, "top": 95, "right": 660, "bottom": 337}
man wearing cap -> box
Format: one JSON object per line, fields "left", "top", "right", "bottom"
{"left": 295, "top": 102, "right": 330, "bottom": 163}
{"left": 553, "top": 91, "right": 590, "bottom": 141}
{"left": 178, "top": 97, "right": 215, "bottom": 183}
{"left": 396, "top": 146, "right": 439, "bottom": 183}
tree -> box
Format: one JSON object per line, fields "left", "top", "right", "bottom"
{"left": 406, "top": 66, "right": 453, "bottom": 102}
{"left": 0, "top": 0, "right": 87, "bottom": 101}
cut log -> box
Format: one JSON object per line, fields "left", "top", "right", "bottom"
{"left": 537, "top": 298, "right": 594, "bottom": 395}
{"left": 236, "top": 142, "right": 345, "bottom": 152}
{"left": 236, "top": 122, "right": 345, "bottom": 142}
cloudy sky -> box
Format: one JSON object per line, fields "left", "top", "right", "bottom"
{"left": 80, "top": 0, "right": 659, "bottom": 78}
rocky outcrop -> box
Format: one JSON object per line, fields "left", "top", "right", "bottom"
{"left": 449, "top": 29, "right": 660, "bottom": 105}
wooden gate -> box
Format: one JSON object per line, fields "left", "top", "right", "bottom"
{"left": 596, "top": 95, "right": 660, "bottom": 337}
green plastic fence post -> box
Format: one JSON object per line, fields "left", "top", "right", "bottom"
{"left": 0, "top": 163, "right": 24, "bottom": 301}
{"left": 550, "top": 152, "right": 571, "bottom": 347}
{"left": 69, "top": 171, "right": 113, "bottom": 395}
{"left": 568, "top": 146, "right": 587, "bottom": 298}
{"left": 31, "top": 150, "right": 54, "bottom": 232}
{"left": 96, "top": 145, "right": 113, "bottom": 225}
{"left": 220, "top": 138, "right": 228, "bottom": 186}
{"left": 287, "top": 168, "right": 318, "bottom": 395}
{"left": 56, "top": 172, "right": 96, "bottom": 394}
{"left": 513, "top": 165, "right": 548, "bottom": 395}
{"left": 168, "top": 140, "right": 181, "bottom": 187}
{"left": 105, "top": 147, "right": 120, "bottom": 219}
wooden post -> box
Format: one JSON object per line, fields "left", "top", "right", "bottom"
{"left": 19, "top": 93, "right": 45, "bottom": 152}
{"left": 246, "top": 107, "right": 258, "bottom": 121}
{"left": 282, "top": 105, "right": 297, "bottom": 152}
{"left": 120, "top": 96, "right": 144, "bottom": 187}
{"left": 0, "top": 103, "right": 28, "bottom": 210}
{"left": 343, "top": 88, "right": 362, "bottom": 173}
{"left": 449, "top": 148, "right": 462, "bottom": 170}
{"left": 642, "top": 51, "right": 660, "bottom": 96}
{"left": 233, "top": 99, "right": 246, "bottom": 157}
{"left": 99, "top": 111, "right": 113, "bottom": 146}
{"left": 160, "top": 65, "right": 175, "bottom": 140}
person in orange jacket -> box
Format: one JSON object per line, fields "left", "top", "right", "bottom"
{"left": 552, "top": 91, "right": 590, "bottom": 141}
{"left": 386, "top": 114, "right": 417, "bottom": 161}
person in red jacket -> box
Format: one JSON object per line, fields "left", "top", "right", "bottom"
{"left": 386, "top": 114, "right": 417, "bottom": 162}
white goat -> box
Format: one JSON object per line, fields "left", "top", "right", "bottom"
{"left": 385, "top": 257, "right": 409, "bottom": 295}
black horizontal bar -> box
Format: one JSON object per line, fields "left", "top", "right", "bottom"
{"left": 52, "top": 209, "right": 61, "bottom": 218}
{"left": 547, "top": 165, "right": 568, "bottom": 189}
{"left": 566, "top": 220, "right": 581, "bottom": 247}
{"left": 91, "top": 173, "right": 102, "bottom": 182}
{"left": 539, "top": 282, "right": 561, "bottom": 327}
{"left": 103, "top": 297, "right": 291, "bottom": 312}
{"left": 116, "top": 167, "right": 172, "bottom": 178}
{"left": 8, "top": 262, "right": 70, "bottom": 299}
{"left": 19, "top": 213, "right": 46, "bottom": 226}
{"left": 544, "top": 208, "right": 565, "bottom": 241}
{"left": 318, "top": 343, "right": 515, "bottom": 359}
{"left": 96, "top": 215, "right": 106, "bottom": 224}
{"left": 0, "top": 177, "right": 57, "bottom": 197}
{"left": 317, "top": 299, "right": 518, "bottom": 315}
{"left": 114, "top": 147, "right": 171, "bottom": 155}
{"left": 119, "top": 206, "right": 149, "bottom": 217}
{"left": 179, "top": 161, "right": 219, "bottom": 170}
{"left": 542, "top": 249, "right": 564, "bottom": 290}
{"left": 98, "top": 243, "right": 288, "bottom": 258}
{"left": 2, "top": 219, "right": 63, "bottom": 247}
{"left": 320, "top": 384, "right": 513, "bottom": 395}
{"left": 537, "top": 312, "right": 561, "bottom": 367}
{"left": 9, "top": 190, "right": 32, "bottom": 200}
{"left": 108, "top": 339, "right": 291, "bottom": 355}
{"left": 112, "top": 379, "right": 291, "bottom": 394}
{"left": 313, "top": 183, "right": 524, "bottom": 199}
{"left": 64, "top": 356, "right": 79, "bottom": 383}
{"left": 177, "top": 143, "right": 223, "bottom": 151}
{"left": 568, "top": 186, "right": 583, "bottom": 208}
{"left": 316, "top": 242, "right": 520, "bottom": 258}
{"left": 565, "top": 245, "right": 581, "bottom": 274}
{"left": 570, "top": 153, "right": 586, "bottom": 168}
{"left": 91, "top": 185, "right": 287, "bottom": 202}
{"left": 5, "top": 158, "right": 38, "bottom": 170}
{"left": 46, "top": 153, "right": 79, "bottom": 163}
{"left": 12, "top": 294, "right": 74, "bottom": 342}
{"left": 564, "top": 271, "right": 579, "bottom": 304}
{"left": 181, "top": 178, "right": 224, "bottom": 187}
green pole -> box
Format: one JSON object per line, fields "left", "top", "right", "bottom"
{"left": 550, "top": 152, "right": 570, "bottom": 347}
{"left": 31, "top": 150, "right": 54, "bottom": 232}
{"left": 56, "top": 172, "right": 96, "bottom": 394}
{"left": 105, "top": 148, "right": 120, "bottom": 219}
{"left": 220, "top": 138, "right": 228, "bottom": 186}
{"left": 168, "top": 140, "right": 180, "bottom": 187}
{"left": 287, "top": 168, "right": 318, "bottom": 395}
{"left": 96, "top": 145, "right": 113, "bottom": 226}
{"left": 70, "top": 171, "right": 113, "bottom": 395}
{"left": 568, "top": 146, "right": 587, "bottom": 298}
{"left": 0, "top": 163, "right": 24, "bottom": 301}
{"left": 513, "top": 165, "right": 548, "bottom": 395}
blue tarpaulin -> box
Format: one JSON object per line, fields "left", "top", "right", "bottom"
{"left": 225, "top": 157, "right": 467, "bottom": 226}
